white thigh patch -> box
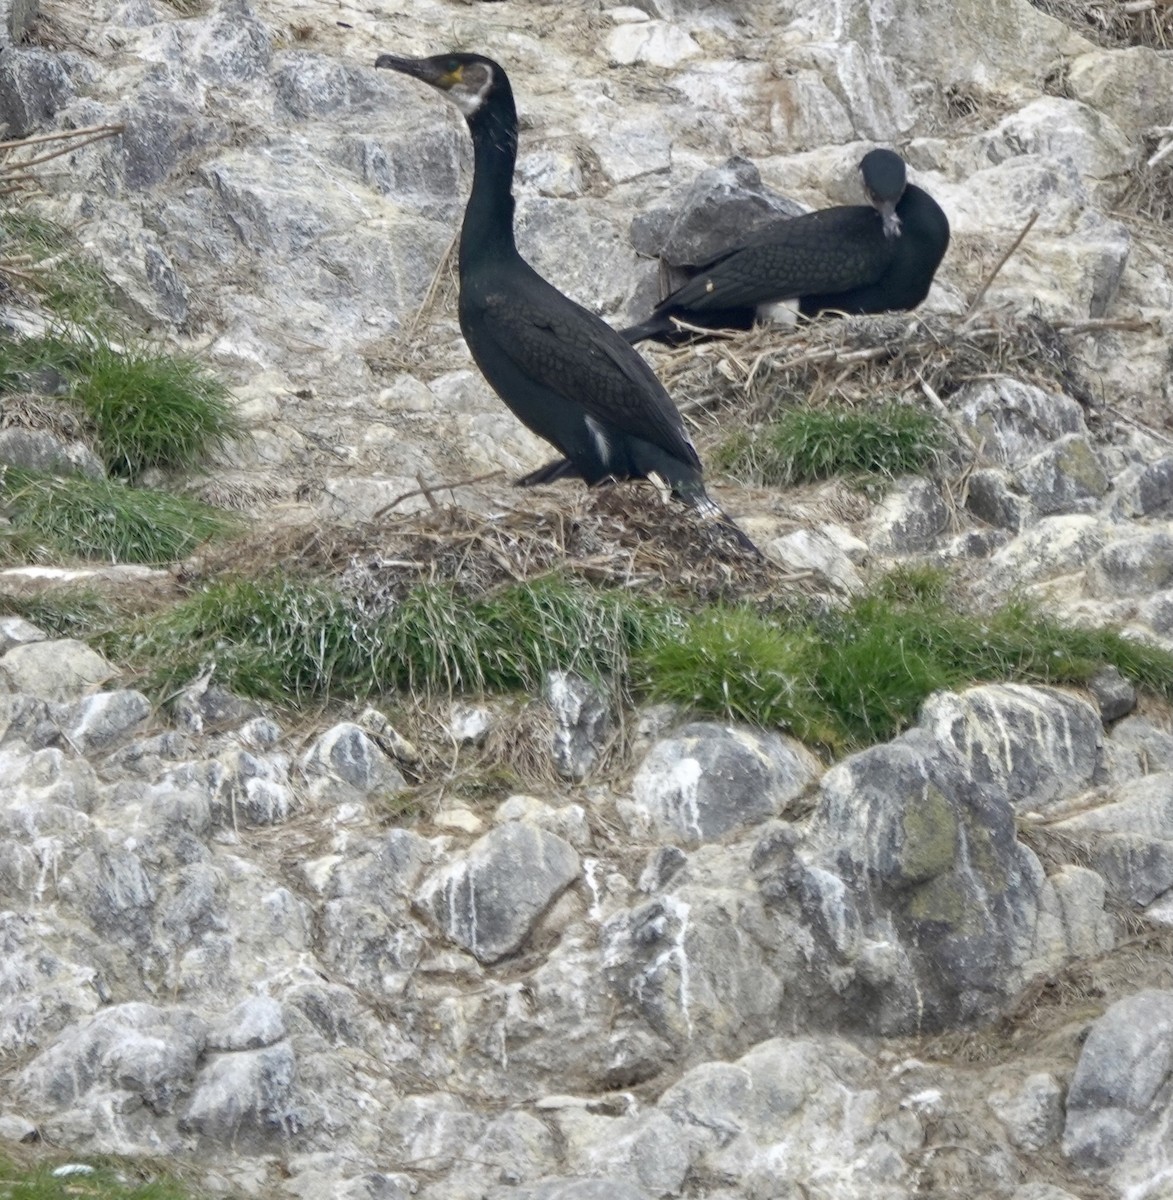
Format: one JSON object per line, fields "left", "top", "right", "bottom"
{"left": 585, "top": 415, "right": 611, "bottom": 465}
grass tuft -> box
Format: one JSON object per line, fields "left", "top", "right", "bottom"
{"left": 0, "top": 589, "right": 129, "bottom": 639}
{"left": 115, "top": 574, "right": 677, "bottom": 706}
{"left": 714, "top": 402, "right": 942, "bottom": 486}
{"left": 0, "top": 1155, "right": 199, "bottom": 1200}
{"left": 71, "top": 343, "right": 241, "bottom": 480}
{"left": 1, "top": 468, "right": 237, "bottom": 565}
{"left": 0, "top": 211, "right": 120, "bottom": 328}
{"left": 641, "top": 578, "right": 1173, "bottom": 752}
{"left": 0, "top": 333, "right": 241, "bottom": 481}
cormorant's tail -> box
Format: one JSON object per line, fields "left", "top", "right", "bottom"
{"left": 619, "top": 318, "right": 668, "bottom": 346}
{"left": 668, "top": 477, "right": 761, "bottom": 557}
{"left": 515, "top": 457, "right": 581, "bottom": 487}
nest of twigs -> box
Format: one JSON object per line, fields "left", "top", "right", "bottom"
{"left": 1029, "top": 0, "right": 1173, "bottom": 48}
{"left": 189, "top": 483, "right": 791, "bottom": 610}
{"left": 652, "top": 308, "right": 1139, "bottom": 433}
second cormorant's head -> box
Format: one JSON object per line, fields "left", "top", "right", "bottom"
{"left": 859, "top": 148, "right": 907, "bottom": 240}
{"left": 374, "top": 51, "right": 514, "bottom": 128}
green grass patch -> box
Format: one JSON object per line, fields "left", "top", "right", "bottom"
{"left": 71, "top": 342, "right": 240, "bottom": 481}
{"left": 0, "top": 589, "right": 128, "bottom": 639}
{"left": 106, "top": 568, "right": 1173, "bottom": 755}
{"left": 642, "top": 579, "right": 1173, "bottom": 751}
{"left": 115, "top": 573, "right": 679, "bottom": 705}
{"left": 0, "top": 333, "right": 241, "bottom": 481}
{"left": 0, "top": 211, "right": 120, "bottom": 328}
{"left": 715, "top": 402, "right": 942, "bottom": 486}
{"left": 1, "top": 469, "right": 237, "bottom": 566}
{"left": 0, "top": 1156, "right": 200, "bottom": 1200}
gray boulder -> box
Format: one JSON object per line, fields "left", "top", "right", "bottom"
{"left": 416, "top": 822, "right": 580, "bottom": 963}
{"left": 623, "top": 723, "right": 819, "bottom": 845}
{"left": 301, "top": 721, "right": 406, "bottom": 798}
{"left": 17, "top": 1002, "right": 208, "bottom": 1151}
{"left": 954, "top": 378, "right": 1087, "bottom": 467}
{"left": 1052, "top": 774, "right": 1173, "bottom": 906}
{"left": 179, "top": 1039, "right": 299, "bottom": 1146}
{"left": 0, "top": 640, "right": 115, "bottom": 701}
{"left": 1015, "top": 434, "right": 1109, "bottom": 516}
{"left": 1089, "top": 531, "right": 1173, "bottom": 598}
{"left": 1063, "top": 990, "right": 1173, "bottom": 1167}
{"left": 629, "top": 156, "right": 805, "bottom": 266}
{"left": 0, "top": 427, "right": 105, "bottom": 478}
{"left": 920, "top": 685, "right": 1103, "bottom": 816}
{"left": 50, "top": 690, "right": 151, "bottom": 754}
{"left": 545, "top": 671, "right": 613, "bottom": 782}
{"left": 869, "top": 478, "right": 951, "bottom": 554}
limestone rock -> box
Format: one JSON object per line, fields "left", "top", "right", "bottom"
{"left": 382, "top": 1093, "right": 486, "bottom": 1173}
{"left": 869, "top": 478, "right": 951, "bottom": 554}
{"left": 601, "top": 852, "right": 787, "bottom": 1055}
{"left": 1063, "top": 989, "right": 1173, "bottom": 1168}
{"left": 0, "top": 640, "right": 115, "bottom": 701}
{"left": 1120, "top": 456, "right": 1173, "bottom": 517}
{"left": 207, "top": 995, "right": 285, "bottom": 1052}
{"left": 988, "top": 1072, "right": 1065, "bottom": 1151}
{"left": 920, "top": 685, "right": 1103, "bottom": 815}
{"left": 0, "top": 427, "right": 104, "bottom": 478}
{"left": 179, "top": 1039, "right": 299, "bottom": 1146}
{"left": 1088, "top": 531, "right": 1173, "bottom": 598}
{"left": 606, "top": 21, "right": 702, "bottom": 69}
{"left": 545, "top": 671, "right": 613, "bottom": 782}
{"left": 0, "top": 615, "right": 46, "bottom": 653}
{"left": 301, "top": 722, "right": 407, "bottom": 797}
{"left": 1051, "top": 774, "right": 1173, "bottom": 906}
{"left": 16, "top": 1002, "right": 208, "bottom": 1151}
{"left": 980, "top": 515, "right": 1106, "bottom": 593}
{"left": 172, "top": 681, "right": 265, "bottom": 735}
{"left": 416, "top": 822, "right": 581, "bottom": 963}
{"left": 767, "top": 527, "right": 865, "bottom": 593}
{"left": 560, "top": 1108, "right": 691, "bottom": 1197}
{"left": 981, "top": 98, "right": 1135, "bottom": 194}
{"left": 804, "top": 725, "right": 1042, "bottom": 1030}
{"left": 953, "top": 379, "right": 1086, "bottom": 467}
{"left": 623, "top": 722, "right": 820, "bottom": 844}
{"left": 1088, "top": 666, "right": 1136, "bottom": 723}
{"left": 50, "top": 690, "right": 151, "bottom": 754}
{"left": 1015, "top": 434, "right": 1109, "bottom": 516}
{"left": 965, "top": 468, "right": 1031, "bottom": 532}
{"left": 1067, "top": 47, "right": 1173, "bottom": 135}
{"left": 629, "top": 156, "right": 805, "bottom": 267}
{"left": 0, "top": 46, "right": 75, "bottom": 138}
{"left": 658, "top": 1037, "right": 905, "bottom": 1198}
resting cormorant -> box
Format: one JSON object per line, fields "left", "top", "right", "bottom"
{"left": 620, "top": 149, "right": 950, "bottom": 346}
{"left": 374, "top": 51, "right": 757, "bottom": 554}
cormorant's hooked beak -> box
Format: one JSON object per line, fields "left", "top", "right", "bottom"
{"left": 374, "top": 54, "right": 462, "bottom": 91}
{"left": 877, "top": 199, "right": 902, "bottom": 239}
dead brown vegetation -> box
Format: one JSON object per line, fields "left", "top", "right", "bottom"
{"left": 1029, "top": 0, "right": 1173, "bottom": 49}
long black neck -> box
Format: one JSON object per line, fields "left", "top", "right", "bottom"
{"left": 460, "top": 90, "right": 520, "bottom": 266}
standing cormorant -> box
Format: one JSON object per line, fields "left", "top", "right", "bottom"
{"left": 620, "top": 149, "right": 950, "bottom": 346}
{"left": 374, "top": 51, "right": 757, "bottom": 553}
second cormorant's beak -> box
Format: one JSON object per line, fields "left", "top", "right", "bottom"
{"left": 876, "top": 198, "right": 902, "bottom": 239}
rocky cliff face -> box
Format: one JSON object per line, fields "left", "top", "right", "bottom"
{"left": 3, "top": 0, "right": 1173, "bottom": 1197}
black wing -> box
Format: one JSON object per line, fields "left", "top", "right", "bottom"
{"left": 472, "top": 271, "right": 701, "bottom": 469}
{"left": 661, "top": 206, "right": 896, "bottom": 314}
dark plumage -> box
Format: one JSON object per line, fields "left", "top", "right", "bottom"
{"left": 373, "top": 52, "right": 757, "bottom": 554}
{"left": 621, "top": 148, "right": 950, "bottom": 346}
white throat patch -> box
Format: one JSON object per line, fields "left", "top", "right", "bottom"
{"left": 450, "top": 62, "right": 494, "bottom": 118}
